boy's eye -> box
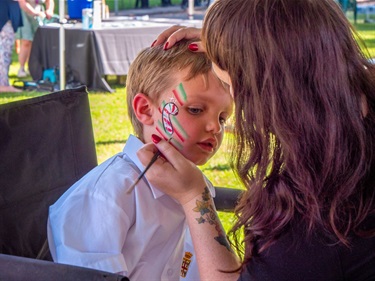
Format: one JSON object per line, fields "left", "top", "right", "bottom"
{"left": 187, "top": 107, "right": 203, "bottom": 115}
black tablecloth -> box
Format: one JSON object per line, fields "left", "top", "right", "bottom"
{"left": 29, "top": 21, "right": 173, "bottom": 92}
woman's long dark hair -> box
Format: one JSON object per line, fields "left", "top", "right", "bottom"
{"left": 203, "top": 0, "right": 375, "bottom": 265}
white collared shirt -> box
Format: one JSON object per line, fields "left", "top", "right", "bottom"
{"left": 48, "top": 135, "right": 215, "bottom": 281}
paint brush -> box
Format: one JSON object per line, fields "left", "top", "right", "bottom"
{"left": 126, "top": 150, "right": 162, "bottom": 194}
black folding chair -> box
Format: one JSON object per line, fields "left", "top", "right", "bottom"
{"left": 0, "top": 254, "right": 127, "bottom": 281}
{"left": 0, "top": 86, "right": 127, "bottom": 280}
{"left": 214, "top": 186, "right": 242, "bottom": 213}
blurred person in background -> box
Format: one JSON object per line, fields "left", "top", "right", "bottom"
{"left": 0, "top": 0, "right": 23, "bottom": 93}
{"left": 16, "top": 0, "right": 54, "bottom": 78}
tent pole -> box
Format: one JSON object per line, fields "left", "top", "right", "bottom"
{"left": 188, "top": 0, "right": 194, "bottom": 19}
{"left": 59, "top": 0, "right": 66, "bottom": 90}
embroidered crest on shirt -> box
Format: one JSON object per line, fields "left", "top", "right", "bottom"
{"left": 180, "top": 251, "right": 193, "bottom": 278}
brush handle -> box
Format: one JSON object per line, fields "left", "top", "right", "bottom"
{"left": 126, "top": 151, "right": 161, "bottom": 194}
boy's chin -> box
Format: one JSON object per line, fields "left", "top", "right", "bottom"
{"left": 181, "top": 149, "right": 213, "bottom": 166}
{"left": 190, "top": 157, "right": 212, "bottom": 166}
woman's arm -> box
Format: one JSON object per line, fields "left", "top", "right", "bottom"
{"left": 137, "top": 136, "right": 241, "bottom": 280}
{"left": 182, "top": 189, "right": 241, "bottom": 280}
{"left": 45, "top": 0, "right": 55, "bottom": 19}
{"left": 18, "top": 0, "right": 45, "bottom": 18}
{"left": 152, "top": 25, "right": 205, "bottom": 52}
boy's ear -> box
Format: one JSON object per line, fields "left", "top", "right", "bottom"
{"left": 133, "top": 93, "right": 155, "bottom": 125}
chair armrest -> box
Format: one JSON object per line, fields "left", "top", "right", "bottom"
{"left": 214, "top": 187, "right": 242, "bottom": 212}
{"left": 0, "top": 254, "right": 128, "bottom": 281}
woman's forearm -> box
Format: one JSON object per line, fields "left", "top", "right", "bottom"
{"left": 45, "top": 0, "right": 54, "bottom": 18}
{"left": 182, "top": 187, "right": 241, "bottom": 281}
{"left": 18, "top": 0, "right": 43, "bottom": 17}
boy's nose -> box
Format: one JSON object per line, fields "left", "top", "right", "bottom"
{"left": 207, "top": 119, "right": 222, "bottom": 135}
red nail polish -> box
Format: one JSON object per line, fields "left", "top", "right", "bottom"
{"left": 151, "top": 40, "right": 157, "bottom": 47}
{"left": 152, "top": 134, "right": 162, "bottom": 144}
{"left": 188, "top": 43, "right": 198, "bottom": 52}
{"left": 163, "top": 42, "right": 169, "bottom": 50}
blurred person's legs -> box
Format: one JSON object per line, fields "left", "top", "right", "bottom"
{"left": 16, "top": 10, "right": 39, "bottom": 78}
{"left": 15, "top": 39, "right": 20, "bottom": 54}
{"left": 17, "top": 39, "right": 32, "bottom": 77}
{"left": 141, "top": 0, "right": 149, "bottom": 8}
{"left": 161, "top": 0, "right": 171, "bottom": 6}
{"left": 338, "top": 0, "right": 349, "bottom": 12}
{"left": 0, "top": 21, "right": 21, "bottom": 93}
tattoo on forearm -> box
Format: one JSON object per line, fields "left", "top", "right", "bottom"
{"left": 192, "top": 187, "right": 232, "bottom": 252}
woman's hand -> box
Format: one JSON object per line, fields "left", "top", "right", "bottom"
{"left": 151, "top": 25, "right": 205, "bottom": 52}
{"left": 45, "top": 9, "right": 54, "bottom": 20}
{"left": 137, "top": 135, "right": 207, "bottom": 205}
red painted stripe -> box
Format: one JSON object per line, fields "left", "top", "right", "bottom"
{"left": 172, "top": 89, "right": 184, "bottom": 106}
{"left": 174, "top": 128, "right": 185, "bottom": 142}
{"left": 156, "top": 126, "right": 169, "bottom": 140}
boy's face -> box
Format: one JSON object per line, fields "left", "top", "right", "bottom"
{"left": 151, "top": 71, "right": 233, "bottom": 166}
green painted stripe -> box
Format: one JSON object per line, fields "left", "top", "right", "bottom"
{"left": 171, "top": 115, "right": 189, "bottom": 138}
{"left": 176, "top": 83, "right": 187, "bottom": 102}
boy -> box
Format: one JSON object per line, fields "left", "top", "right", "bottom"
{"left": 47, "top": 39, "right": 233, "bottom": 280}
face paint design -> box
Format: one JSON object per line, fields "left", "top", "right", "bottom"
{"left": 162, "top": 102, "right": 179, "bottom": 135}
{"left": 156, "top": 83, "right": 189, "bottom": 151}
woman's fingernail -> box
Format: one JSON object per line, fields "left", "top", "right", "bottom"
{"left": 188, "top": 43, "right": 198, "bottom": 51}
{"left": 152, "top": 134, "right": 162, "bottom": 144}
{"left": 163, "top": 42, "right": 169, "bottom": 50}
{"left": 151, "top": 40, "right": 157, "bottom": 47}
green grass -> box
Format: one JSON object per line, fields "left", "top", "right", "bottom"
{"left": 2, "top": 14, "right": 374, "bottom": 232}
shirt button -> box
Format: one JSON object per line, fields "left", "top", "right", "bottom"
{"left": 167, "top": 269, "right": 174, "bottom": 276}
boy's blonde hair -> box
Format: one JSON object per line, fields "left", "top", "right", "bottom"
{"left": 126, "top": 39, "right": 212, "bottom": 140}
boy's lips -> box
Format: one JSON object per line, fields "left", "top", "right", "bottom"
{"left": 197, "top": 138, "right": 217, "bottom": 152}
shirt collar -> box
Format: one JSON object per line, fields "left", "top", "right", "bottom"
{"left": 124, "top": 135, "right": 216, "bottom": 199}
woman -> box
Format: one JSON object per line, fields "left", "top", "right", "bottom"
{"left": 0, "top": 0, "right": 23, "bottom": 92}
{"left": 139, "top": 0, "right": 375, "bottom": 280}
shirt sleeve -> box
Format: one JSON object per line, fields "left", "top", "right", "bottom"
{"left": 48, "top": 161, "right": 136, "bottom": 275}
